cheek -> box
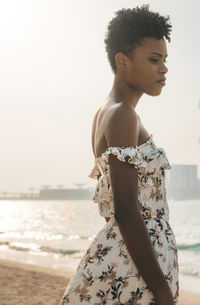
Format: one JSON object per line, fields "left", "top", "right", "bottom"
{"left": 126, "top": 62, "right": 158, "bottom": 89}
{"left": 140, "top": 65, "right": 159, "bottom": 89}
{"left": 127, "top": 65, "right": 147, "bottom": 84}
{"left": 142, "top": 63, "right": 156, "bottom": 77}
{"left": 135, "top": 63, "right": 155, "bottom": 82}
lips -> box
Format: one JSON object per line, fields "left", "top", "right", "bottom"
{"left": 156, "top": 77, "right": 166, "bottom": 84}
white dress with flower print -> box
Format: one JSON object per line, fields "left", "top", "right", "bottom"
{"left": 59, "top": 134, "right": 179, "bottom": 305}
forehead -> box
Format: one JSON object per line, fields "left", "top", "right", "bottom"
{"left": 133, "top": 37, "right": 167, "bottom": 56}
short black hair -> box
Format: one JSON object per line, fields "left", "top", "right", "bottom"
{"left": 104, "top": 4, "right": 172, "bottom": 73}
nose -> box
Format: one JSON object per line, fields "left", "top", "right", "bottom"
{"left": 160, "top": 62, "right": 168, "bottom": 74}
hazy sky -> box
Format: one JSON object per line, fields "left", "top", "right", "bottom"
{"left": 0, "top": 0, "right": 200, "bottom": 192}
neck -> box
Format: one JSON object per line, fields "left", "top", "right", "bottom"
{"left": 109, "top": 73, "right": 143, "bottom": 110}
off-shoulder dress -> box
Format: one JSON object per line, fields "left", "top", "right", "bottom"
{"left": 59, "top": 134, "right": 179, "bottom": 305}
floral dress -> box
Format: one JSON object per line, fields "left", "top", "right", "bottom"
{"left": 59, "top": 134, "right": 179, "bottom": 305}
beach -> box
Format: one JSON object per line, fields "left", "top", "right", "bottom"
{"left": 0, "top": 259, "right": 199, "bottom": 305}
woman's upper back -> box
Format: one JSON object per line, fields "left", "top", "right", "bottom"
{"left": 92, "top": 101, "right": 150, "bottom": 161}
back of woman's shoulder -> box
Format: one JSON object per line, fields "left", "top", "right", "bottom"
{"left": 107, "top": 103, "right": 138, "bottom": 130}
{"left": 105, "top": 103, "right": 139, "bottom": 147}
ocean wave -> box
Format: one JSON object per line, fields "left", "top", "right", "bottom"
{"left": 178, "top": 243, "right": 200, "bottom": 252}
{"left": 0, "top": 241, "right": 81, "bottom": 256}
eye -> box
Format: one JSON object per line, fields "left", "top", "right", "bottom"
{"left": 150, "top": 58, "right": 158, "bottom": 62}
{"left": 150, "top": 58, "right": 167, "bottom": 64}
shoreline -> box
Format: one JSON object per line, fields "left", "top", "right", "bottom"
{"left": 0, "top": 258, "right": 199, "bottom": 305}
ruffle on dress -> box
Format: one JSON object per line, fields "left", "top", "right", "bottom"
{"left": 89, "top": 135, "right": 171, "bottom": 181}
{"left": 88, "top": 135, "right": 172, "bottom": 219}
{"left": 88, "top": 163, "right": 101, "bottom": 180}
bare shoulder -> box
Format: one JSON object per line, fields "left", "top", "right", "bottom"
{"left": 91, "top": 106, "right": 102, "bottom": 142}
{"left": 105, "top": 104, "right": 140, "bottom": 148}
{"left": 91, "top": 106, "right": 101, "bottom": 127}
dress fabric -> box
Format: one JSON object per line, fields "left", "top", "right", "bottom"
{"left": 59, "top": 134, "right": 179, "bottom": 305}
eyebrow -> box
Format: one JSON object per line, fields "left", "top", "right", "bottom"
{"left": 151, "top": 52, "right": 168, "bottom": 57}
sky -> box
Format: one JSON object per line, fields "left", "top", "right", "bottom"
{"left": 0, "top": 0, "right": 200, "bottom": 193}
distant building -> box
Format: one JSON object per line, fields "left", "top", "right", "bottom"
{"left": 39, "top": 188, "right": 94, "bottom": 200}
{"left": 166, "top": 164, "right": 200, "bottom": 200}
{"left": 198, "top": 179, "right": 200, "bottom": 191}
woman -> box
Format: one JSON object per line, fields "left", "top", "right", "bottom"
{"left": 59, "top": 4, "right": 179, "bottom": 305}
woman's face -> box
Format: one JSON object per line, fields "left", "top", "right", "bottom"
{"left": 120, "top": 37, "right": 168, "bottom": 96}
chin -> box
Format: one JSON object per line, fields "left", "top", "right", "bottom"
{"left": 145, "top": 88, "right": 163, "bottom": 96}
{"left": 151, "top": 91, "right": 162, "bottom": 96}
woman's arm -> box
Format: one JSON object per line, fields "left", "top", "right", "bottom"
{"left": 105, "top": 106, "right": 174, "bottom": 304}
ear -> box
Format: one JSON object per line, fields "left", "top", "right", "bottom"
{"left": 115, "top": 52, "right": 128, "bottom": 71}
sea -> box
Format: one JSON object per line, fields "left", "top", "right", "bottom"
{"left": 0, "top": 199, "right": 199, "bottom": 294}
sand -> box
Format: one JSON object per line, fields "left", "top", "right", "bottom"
{"left": 0, "top": 258, "right": 199, "bottom": 305}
